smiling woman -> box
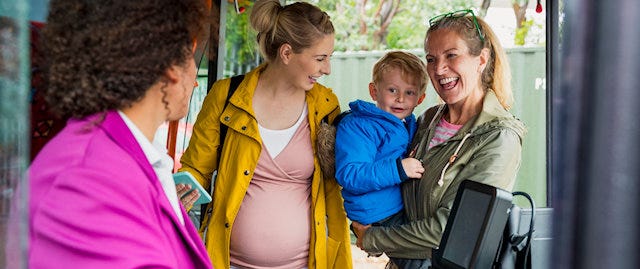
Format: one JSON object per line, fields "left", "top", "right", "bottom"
{"left": 177, "top": 0, "right": 352, "bottom": 268}
{"left": 351, "top": 11, "right": 526, "bottom": 269}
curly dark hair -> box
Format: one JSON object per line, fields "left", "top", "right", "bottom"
{"left": 42, "top": 0, "right": 208, "bottom": 119}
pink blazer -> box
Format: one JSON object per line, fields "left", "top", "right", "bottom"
{"left": 27, "top": 111, "right": 212, "bottom": 269}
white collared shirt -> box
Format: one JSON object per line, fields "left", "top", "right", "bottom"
{"left": 118, "top": 111, "right": 184, "bottom": 225}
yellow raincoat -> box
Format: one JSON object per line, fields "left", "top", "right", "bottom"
{"left": 180, "top": 64, "right": 352, "bottom": 269}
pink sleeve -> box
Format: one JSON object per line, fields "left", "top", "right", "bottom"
{"left": 29, "top": 167, "right": 178, "bottom": 269}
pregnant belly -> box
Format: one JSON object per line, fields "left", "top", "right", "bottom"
{"left": 229, "top": 187, "right": 311, "bottom": 268}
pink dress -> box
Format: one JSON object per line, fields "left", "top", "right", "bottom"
{"left": 230, "top": 117, "right": 315, "bottom": 269}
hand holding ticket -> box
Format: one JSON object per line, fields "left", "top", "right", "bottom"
{"left": 173, "top": 171, "right": 212, "bottom": 205}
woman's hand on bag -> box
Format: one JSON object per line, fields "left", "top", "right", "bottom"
{"left": 176, "top": 184, "right": 200, "bottom": 210}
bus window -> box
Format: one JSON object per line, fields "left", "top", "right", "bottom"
{"left": 175, "top": 0, "right": 551, "bottom": 208}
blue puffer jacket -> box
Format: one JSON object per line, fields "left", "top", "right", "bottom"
{"left": 334, "top": 100, "right": 416, "bottom": 225}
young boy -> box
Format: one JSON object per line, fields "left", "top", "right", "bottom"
{"left": 335, "top": 51, "right": 427, "bottom": 233}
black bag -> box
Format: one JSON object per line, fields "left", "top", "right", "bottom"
{"left": 495, "top": 194, "right": 535, "bottom": 269}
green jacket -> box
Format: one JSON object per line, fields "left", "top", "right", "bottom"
{"left": 361, "top": 91, "right": 527, "bottom": 259}
{"left": 179, "top": 65, "right": 352, "bottom": 269}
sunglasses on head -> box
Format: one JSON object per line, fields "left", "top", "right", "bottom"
{"left": 428, "top": 9, "right": 485, "bottom": 43}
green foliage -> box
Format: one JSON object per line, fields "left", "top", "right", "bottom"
{"left": 323, "top": 0, "right": 375, "bottom": 51}
{"left": 321, "top": 0, "right": 476, "bottom": 51}
{"left": 514, "top": 19, "right": 531, "bottom": 46}
{"left": 224, "top": 2, "right": 258, "bottom": 73}
{"left": 223, "top": 0, "right": 479, "bottom": 57}
{"left": 514, "top": 18, "right": 544, "bottom": 46}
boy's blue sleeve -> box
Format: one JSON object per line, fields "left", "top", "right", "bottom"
{"left": 334, "top": 117, "right": 403, "bottom": 195}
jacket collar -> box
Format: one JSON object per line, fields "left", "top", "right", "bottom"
{"left": 101, "top": 111, "right": 157, "bottom": 182}
{"left": 419, "top": 90, "right": 526, "bottom": 145}
{"left": 428, "top": 91, "right": 523, "bottom": 136}
{"left": 100, "top": 111, "right": 212, "bottom": 268}
{"left": 471, "top": 90, "right": 514, "bottom": 129}
{"left": 349, "top": 99, "right": 416, "bottom": 129}
{"left": 228, "top": 64, "right": 263, "bottom": 114}
{"left": 468, "top": 91, "right": 526, "bottom": 137}
{"left": 229, "top": 63, "right": 340, "bottom": 122}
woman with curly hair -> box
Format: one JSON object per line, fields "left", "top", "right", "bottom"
{"left": 24, "top": 0, "right": 211, "bottom": 268}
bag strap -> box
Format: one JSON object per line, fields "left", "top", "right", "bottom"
{"left": 217, "top": 74, "right": 244, "bottom": 160}
{"left": 199, "top": 74, "right": 244, "bottom": 229}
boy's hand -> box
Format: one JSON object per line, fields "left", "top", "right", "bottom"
{"left": 401, "top": 157, "right": 425, "bottom": 179}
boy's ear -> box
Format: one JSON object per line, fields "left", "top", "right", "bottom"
{"left": 368, "top": 82, "right": 378, "bottom": 101}
{"left": 417, "top": 93, "right": 426, "bottom": 105}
